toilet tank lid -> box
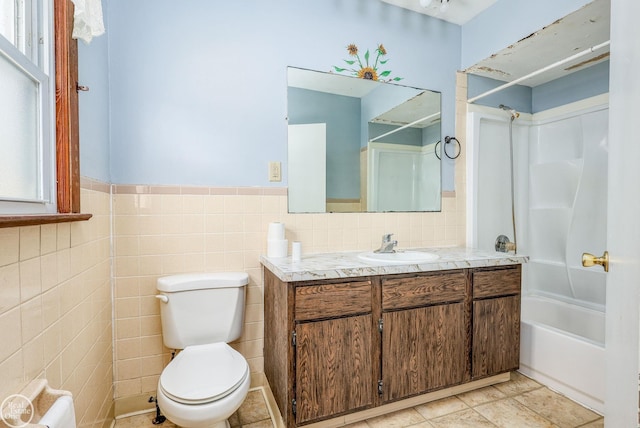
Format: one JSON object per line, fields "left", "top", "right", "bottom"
{"left": 157, "top": 272, "right": 249, "bottom": 292}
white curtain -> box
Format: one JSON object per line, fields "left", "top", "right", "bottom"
{"left": 71, "top": 0, "right": 105, "bottom": 43}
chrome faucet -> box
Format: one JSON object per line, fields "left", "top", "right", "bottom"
{"left": 375, "top": 233, "right": 398, "bottom": 253}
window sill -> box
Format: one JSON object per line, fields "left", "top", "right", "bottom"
{"left": 0, "top": 213, "right": 93, "bottom": 228}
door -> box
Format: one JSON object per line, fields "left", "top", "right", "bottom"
{"left": 368, "top": 142, "right": 422, "bottom": 211}
{"left": 472, "top": 295, "right": 520, "bottom": 379}
{"left": 604, "top": 0, "right": 640, "bottom": 425}
{"left": 382, "top": 303, "right": 466, "bottom": 402}
{"left": 288, "top": 123, "right": 326, "bottom": 212}
{"left": 295, "top": 315, "right": 375, "bottom": 424}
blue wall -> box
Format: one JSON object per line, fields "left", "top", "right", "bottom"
{"left": 288, "top": 88, "right": 361, "bottom": 199}
{"left": 467, "top": 75, "right": 532, "bottom": 113}
{"left": 370, "top": 123, "right": 424, "bottom": 147}
{"left": 77, "top": 0, "right": 604, "bottom": 191}
{"left": 532, "top": 60, "right": 609, "bottom": 112}
{"left": 103, "top": 0, "right": 461, "bottom": 189}
{"left": 77, "top": 1, "right": 111, "bottom": 183}
{"left": 467, "top": 60, "right": 610, "bottom": 114}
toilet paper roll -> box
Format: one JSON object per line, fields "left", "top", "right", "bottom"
{"left": 267, "top": 239, "right": 288, "bottom": 258}
{"left": 291, "top": 241, "right": 302, "bottom": 261}
{"left": 267, "top": 222, "right": 285, "bottom": 240}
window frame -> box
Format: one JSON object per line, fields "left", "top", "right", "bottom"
{"left": 54, "top": 0, "right": 80, "bottom": 214}
{"left": 0, "top": 0, "right": 90, "bottom": 227}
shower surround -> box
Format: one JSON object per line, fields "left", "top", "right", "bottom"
{"left": 468, "top": 94, "right": 608, "bottom": 413}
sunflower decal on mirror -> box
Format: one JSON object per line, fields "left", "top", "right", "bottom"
{"left": 333, "top": 44, "right": 403, "bottom": 82}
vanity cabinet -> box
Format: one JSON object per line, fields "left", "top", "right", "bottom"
{"left": 263, "top": 263, "right": 522, "bottom": 428}
{"left": 381, "top": 270, "right": 469, "bottom": 402}
{"left": 471, "top": 266, "right": 522, "bottom": 379}
{"left": 264, "top": 272, "right": 380, "bottom": 427}
{"left": 294, "top": 280, "right": 377, "bottom": 424}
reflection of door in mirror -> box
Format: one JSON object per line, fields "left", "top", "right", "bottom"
{"left": 287, "top": 67, "right": 442, "bottom": 213}
{"left": 288, "top": 124, "right": 326, "bottom": 213}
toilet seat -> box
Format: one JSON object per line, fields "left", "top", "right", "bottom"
{"left": 159, "top": 343, "right": 249, "bottom": 405}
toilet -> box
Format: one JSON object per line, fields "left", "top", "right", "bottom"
{"left": 155, "top": 272, "right": 251, "bottom": 428}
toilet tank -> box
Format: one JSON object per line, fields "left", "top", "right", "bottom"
{"left": 156, "top": 272, "right": 248, "bottom": 349}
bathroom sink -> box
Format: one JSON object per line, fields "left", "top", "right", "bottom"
{"left": 358, "top": 250, "right": 439, "bottom": 264}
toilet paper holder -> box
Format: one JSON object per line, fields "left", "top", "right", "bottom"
{"left": 1, "top": 380, "right": 74, "bottom": 427}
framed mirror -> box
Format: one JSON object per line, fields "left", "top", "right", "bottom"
{"left": 287, "top": 67, "right": 442, "bottom": 213}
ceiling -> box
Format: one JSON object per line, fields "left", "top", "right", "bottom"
{"left": 380, "top": 0, "right": 497, "bottom": 25}
{"left": 291, "top": 0, "right": 609, "bottom": 122}
{"left": 465, "top": 0, "right": 610, "bottom": 87}
{"left": 381, "top": 0, "right": 610, "bottom": 88}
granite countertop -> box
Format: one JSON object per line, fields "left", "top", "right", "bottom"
{"left": 260, "top": 247, "right": 528, "bottom": 282}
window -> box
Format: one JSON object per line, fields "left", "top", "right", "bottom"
{"left": 0, "top": 0, "right": 55, "bottom": 214}
{"left": 0, "top": 0, "right": 85, "bottom": 225}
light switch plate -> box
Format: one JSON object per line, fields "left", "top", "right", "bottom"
{"left": 269, "top": 161, "right": 281, "bottom": 182}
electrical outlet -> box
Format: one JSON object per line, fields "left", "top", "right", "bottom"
{"left": 269, "top": 161, "right": 281, "bottom": 182}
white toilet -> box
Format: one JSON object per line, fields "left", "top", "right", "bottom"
{"left": 155, "top": 272, "right": 250, "bottom": 428}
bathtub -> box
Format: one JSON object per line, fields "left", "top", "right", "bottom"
{"left": 519, "top": 295, "right": 605, "bottom": 414}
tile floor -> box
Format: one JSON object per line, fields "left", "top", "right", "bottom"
{"left": 343, "top": 373, "right": 603, "bottom": 428}
{"left": 114, "top": 389, "right": 275, "bottom": 428}
{"left": 114, "top": 373, "right": 604, "bottom": 428}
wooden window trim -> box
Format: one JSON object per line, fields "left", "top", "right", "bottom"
{"left": 0, "top": 0, "right": 91, "bottom": 229}
{"left": 55, "top": 0, "right": 81, "bottom": 214}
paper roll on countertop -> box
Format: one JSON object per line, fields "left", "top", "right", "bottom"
{"left": 267, "top": 222, "right": 285, "bottom": 240}
{"left": 267, "top": 239, "right": 288, "bottom": 258}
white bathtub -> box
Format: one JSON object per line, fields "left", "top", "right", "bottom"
{"left": 519, "top": 296, "right": 605, "bottom": 414}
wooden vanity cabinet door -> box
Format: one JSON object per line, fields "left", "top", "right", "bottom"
{"left": 471, "top": 266, "right": 521, "bottom": 379}
{"left": 295, "top": 314, "right": 375, "bottom": 424}
{"left": 292, "top": 278, "right": 377, "bottom": 425}
{"left": 382, "top": 303, "right": 466, "bottom": 402}
{"left": 381, "top": 271, "right": 468, "bottom": 402}
{"left": 472, "top": 295, "right": 520, "bottom": 378}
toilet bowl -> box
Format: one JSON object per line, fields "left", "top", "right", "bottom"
{"left": 156, "top": 272, "right": 250, "bottom": 428}
{"left": 157, "top": 343, "right": 250, "bottom": 428}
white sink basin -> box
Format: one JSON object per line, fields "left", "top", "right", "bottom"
{"left": 358, "top": 250, "right": 440, "bottom": 264}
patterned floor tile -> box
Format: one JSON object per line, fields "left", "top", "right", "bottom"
{"left": 428, "top": 408, "right": 497, "bottom": 428}
{"left": 342, "top": 422, "right": 370, "bottom": 428}
{"left": 513, "top": 387, "right": 601, "bottom": 428}
{"left": 456, "top": 385, "right": 507, "bottom": 407}
{"left": 577, "top": 418, "right": 605, "bottom": 428}
{"left": 365, "top": 408, "right": 426, "bottom": 428}
{"left": 242, "top": 420, "right": 275, "bottom": 428}
{"left": 114, "top": 374, "right": 603, "bottom": 428}
{"left": 114, "top": 413, "right": 178, "bottom": 427}
{"left": 236, "top": 390, "right": 272, "bottom": 425}
{"left": 474, "top": 397, "right": 559, "bottom": 428}
{"left": 114, "top": 388, "right": 274, "bottom": 428}
{"left": 414, "top": 396, "right": 469, "bottom": 420}
{"left": 492, "top": 372, "right": 543, "bottom": 397}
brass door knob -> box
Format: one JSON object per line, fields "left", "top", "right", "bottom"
{"left": 582, "top": 251, "right": 609, "bottom": 272}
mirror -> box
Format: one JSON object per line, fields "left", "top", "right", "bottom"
{"left": 287, "top": 67, "right": 442, "bottom": 213}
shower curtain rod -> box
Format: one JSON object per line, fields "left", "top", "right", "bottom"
{"left": 467, "top": 40, "right": 611, "bottom": 104}
{"left": 369, "top": 111, "right": 440, "bottom": 143}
